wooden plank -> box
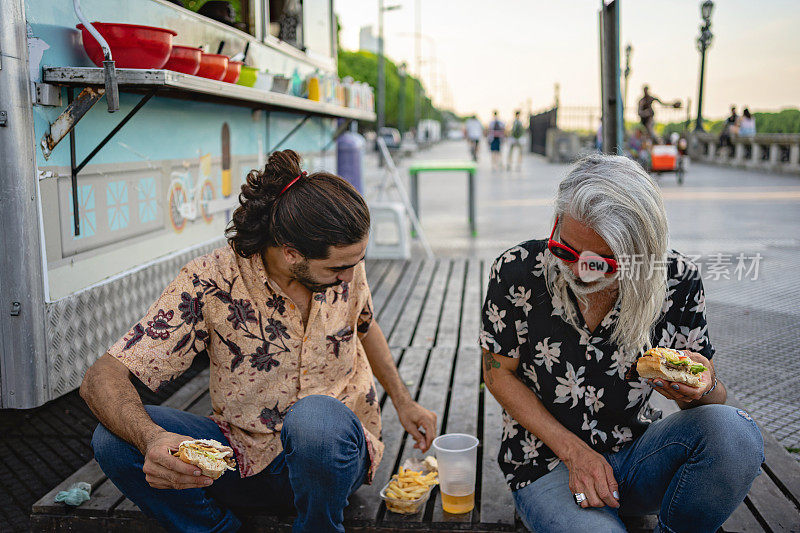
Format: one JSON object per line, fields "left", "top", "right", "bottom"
{"left": 726, "top": 393, "right": 800, "bottom": 510}
{"left": 721, "top": 500, "right": 766, "bottom": 533}
{"left": 459, "top": 259, "right": 483, "bottom": 349}
{"left": 366, "top": 260, "right": 391, "bottom": 293}
{"left": 377, "top": 260, "right": 424, "bottom": 337}
{"left": 186, "top": 391, "right": 213, "bottom": 416}
{"left": 114, "top": 497, "right": 145, "bottom": 519}
{"left": 435, "top": 259, "right": 466, "bottom": 349}
{"left": 371, "top": 260, "right": 410, "bottom": 318}
{"left": 345, "top": 347, "right": 430, "bottom": 523}
{"left": 160, "top": 369, "right": 210, "bottom": 410}
{"left": 381, "top": 347, "right": 457, "bottom": 525}
{"left": 31, "top": 460, "right": 107, "bottom": 515}
{"left": 388, "top": 260, "right": 437, "bottom": 347}
{"left": 30, "top": 514, "right": 168, "bottom": 532}
{"left": 73, "top": 479, "right": 126, "bottom": 516}
{"left": 430, "top": 346, "right": 482, "bottom": 524}
{"left": 365, "top": 258, "right": 382, "bottom": 280}
{"left": 745, "top": 473, "right": 800, "bottom": 532}
{"left": 32, "top": 371, "right": 210, "bottom": 516}
{"left": 410, "top": 260, "right": 452, "bottom": 348}
{"left": 480, "top": 393, "right": 516, "bottom": 527}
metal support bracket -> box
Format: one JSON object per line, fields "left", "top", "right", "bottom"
{"left": 63, "top": 87, "right": 157, "bottom": 235}
{"left": 269, "top": 113, "right": 312, "bottom": 153}
{"left": 40, "top": 86, "right": 105, "bottom": 159}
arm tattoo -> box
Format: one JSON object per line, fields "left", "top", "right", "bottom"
{"left": 482, "top": 350, "right": 501, "bottom": 386}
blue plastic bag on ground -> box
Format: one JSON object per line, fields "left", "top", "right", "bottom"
{"left": 54, "top": 481, "right": 92, "bottom": 506}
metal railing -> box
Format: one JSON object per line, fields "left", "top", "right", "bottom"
{"left": 690, "top": 132, "right": 800, "bottom": 174}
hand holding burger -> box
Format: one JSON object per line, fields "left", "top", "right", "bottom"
{"left": 141, "top": 432, "right": 235, "bottom": 490}
{"left": 637, "top": 347, "right": 715, "bottom": 404}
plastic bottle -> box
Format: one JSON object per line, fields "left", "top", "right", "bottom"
{"left": 291, "top": 68, "right": 303, "bottom": 97}
{"left": 307, "top": 70, "right": 320, "bottom": 101}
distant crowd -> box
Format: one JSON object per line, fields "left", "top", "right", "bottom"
{"left": 464, "top": 110, "right": 526, "bottom": 171}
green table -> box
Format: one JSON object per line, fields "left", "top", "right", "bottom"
{"left": 408, "top": 160, "right": 478, "bottom": 236}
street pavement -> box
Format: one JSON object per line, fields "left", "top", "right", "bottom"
{"left": 363, "top": 139, "right": 800, "bottom": 460}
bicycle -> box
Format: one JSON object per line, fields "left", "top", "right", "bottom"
{"left": 167, "top": 154, "right": 217, "bottom": 233}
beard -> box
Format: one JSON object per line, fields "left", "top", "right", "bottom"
{"left": 557, "top": 261, "right": 618, "bottom": 297}
{"left": 291, "top": 260, "right": 342, "bottom": 293}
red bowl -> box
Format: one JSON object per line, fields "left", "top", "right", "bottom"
{"left": 222, "top": 60, "right": 243, "bottom": 83}
{"left": 164, "top": 45, "right": 202, "bottom": 75}
{"left": 77, "top": 22, "right": 176, "bottom": 69}
{"left": 196, "top": 53, "right": 228, "bottom": 80}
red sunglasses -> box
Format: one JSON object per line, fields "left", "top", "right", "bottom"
{"left": 547, "top": 216, "right": 619, "bottom": 274}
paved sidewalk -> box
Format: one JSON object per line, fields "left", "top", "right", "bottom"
{"left": 364, "top": 140, "right": 800, "bottom": 461}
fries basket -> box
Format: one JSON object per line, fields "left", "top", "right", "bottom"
{"left": 380, "top": 481, "right": 434, "bottom": 514}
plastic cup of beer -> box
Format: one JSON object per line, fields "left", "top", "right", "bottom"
{"left": 432, "top": 433, "right": 479, "bottom": 514}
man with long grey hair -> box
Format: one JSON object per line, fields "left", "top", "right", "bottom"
{"left": 480, "top": 154, "right": 763, "bottom": 532}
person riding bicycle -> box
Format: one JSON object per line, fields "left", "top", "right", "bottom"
{"left": 465, "top": 115, "right": 483, "bottom": 162}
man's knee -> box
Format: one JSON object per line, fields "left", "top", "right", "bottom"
{"left": 689, "top": 404, "right": 764, "bottom": 472}
{"left": 281, "top": 395, "right": 362, "bottom": 464}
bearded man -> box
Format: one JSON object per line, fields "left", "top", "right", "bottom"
{"left": 82, "top": 150, "right": 436, "bottom": 533}
{"left": 480, "top": 154, "right": 763, "bottom": 532}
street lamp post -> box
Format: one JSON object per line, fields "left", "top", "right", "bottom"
{"left": 377, "top": 0, "right": 401, "bottom": 137}
{"left": 623, "top": 43, "right": 633, "bottom": 117}
{"left": 398, "top": 61, "right": 407, "bottom": 134}
{"left": 694, "top": 0, "right": 714, "bottom": 132}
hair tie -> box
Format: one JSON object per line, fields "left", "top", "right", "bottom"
{"left": 278, "top": 171, "right": 307, "bottom": 197}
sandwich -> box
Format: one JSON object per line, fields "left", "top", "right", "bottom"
{"left": 636, "top": 347, "right": 708, "bottom": 388}
{"left": 172, "top": 439, "right": 236, "bottom": 479}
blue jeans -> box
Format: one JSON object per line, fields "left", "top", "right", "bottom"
{"left": 92, "top": 395, "right": 370, "bottom": 533}
{"left": 513, "top": 404, "right": 764, "bottom": 533}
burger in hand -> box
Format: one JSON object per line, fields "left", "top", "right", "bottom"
{"left": 172, "top": 439, "right": 236, "bottom": 480}
{"left": 636, "top": 347, "right": 707, "bottom": 388}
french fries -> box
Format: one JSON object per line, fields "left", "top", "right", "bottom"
{"left": 382, "top": 465, "right": 439, "bottom": 514}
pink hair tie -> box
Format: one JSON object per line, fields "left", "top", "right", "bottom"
{"left": 278, "top": 171, "right": 307, "bottom": 197}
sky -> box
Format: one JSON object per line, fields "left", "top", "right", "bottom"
{"left": 334, "top": 0, "right": 800, "bottom": 123}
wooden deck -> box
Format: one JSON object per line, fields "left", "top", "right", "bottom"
{"left": 31, "top": 259, "right": 800, "bottom": 532}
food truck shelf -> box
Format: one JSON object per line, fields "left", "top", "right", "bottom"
{"left": 42, "top": 67, "right": 376, "bottom": 122}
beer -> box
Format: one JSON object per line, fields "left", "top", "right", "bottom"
{"left": 441, "top": 491, "right": 474, "bottom": 514}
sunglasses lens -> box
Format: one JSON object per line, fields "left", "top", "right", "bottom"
{"left": 549, "top": 243, "right": 577, "bottom": 262}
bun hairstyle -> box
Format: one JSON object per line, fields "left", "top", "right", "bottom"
{"left": 226, "top": 149, "right": 370, "bottom": 260}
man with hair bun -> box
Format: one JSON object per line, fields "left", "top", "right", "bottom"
{"left": 82, "top": 150, "right": 437, "bottom": 533}
{"left": 480, "top": 153, "right": 763, "bottom": 532}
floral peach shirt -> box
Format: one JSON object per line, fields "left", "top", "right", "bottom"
{"left": 108, "top": 245, "right": 384, "bottom": 481}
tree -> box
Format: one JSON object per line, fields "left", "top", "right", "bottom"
{"left": 338, "top": 50, "right": 441, "bottom": 128}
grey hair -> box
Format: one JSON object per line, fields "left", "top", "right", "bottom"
{"left": 543, "top": 153, "right": 669, "bottom": 362}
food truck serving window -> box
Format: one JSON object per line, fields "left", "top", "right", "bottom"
{"left": 180, "top": 0, "right": 252, "bottom": 34}
{"left": 269, "top": 0, "right": 304, "bottom": 50}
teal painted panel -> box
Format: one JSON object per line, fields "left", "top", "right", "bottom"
{"left": 69, "top": 184, "right": 97, "bottom": 239}
{"left": 138, "top": 177, "right": 158, "bottom": 224}
{"left": 106, "top": 181, "right": 130, "bottom": 231}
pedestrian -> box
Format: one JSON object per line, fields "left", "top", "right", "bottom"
{"left": 82, "top": 150, "right": 437, "bottom": 533}
{"left": 507, "top": 110, "right": 525, "bottom": 171}
{"left": 738, "top": 108, "right": 756, "bottom": 137}
{"left": 637, "top": 85, "right": 680, "bottom": 143}
{"left": 465, "top": 115, "right": 483, "bottom": 162}
{"left": 718, "top": 105, "right": 738, "bottom": 156}
{"left": 487, "top": 110, "right": 506, "bottom": 171}
{"left": 480, "top": 153, "right": 763, "bottom": 533}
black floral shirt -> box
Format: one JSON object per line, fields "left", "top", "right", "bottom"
{"left": 479, "top": 240, "right": 714, "bottom": 491}
{"left": 108, "top": 245, "right": 383, "bottom": 480}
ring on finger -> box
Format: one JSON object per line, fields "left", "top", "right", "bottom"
{"left": 573, "top": 492, "right": 587, "bottom": 505}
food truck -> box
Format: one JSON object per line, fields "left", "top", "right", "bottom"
{"left": 0, "top": 0, "right": 375, "bottom": 408}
